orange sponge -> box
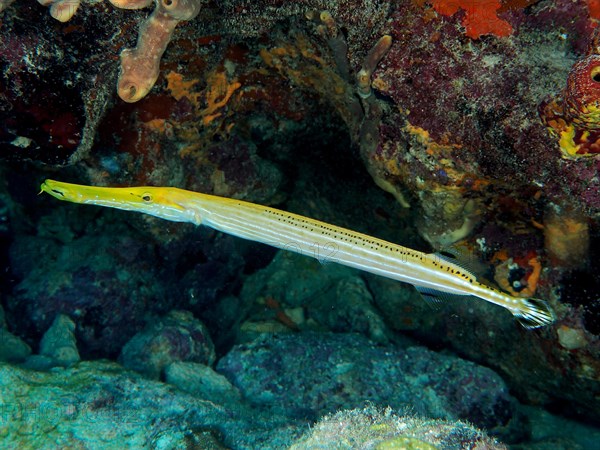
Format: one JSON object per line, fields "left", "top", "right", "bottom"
{"left": 431, "top": 0, "right": 513, "bottom": 39}
{"left": 588, "top": 0, "right": 600, "bottom": 20}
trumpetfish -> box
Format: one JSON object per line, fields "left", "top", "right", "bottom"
{"left": 40, "top": 179, "right": 554, "bottom": 329}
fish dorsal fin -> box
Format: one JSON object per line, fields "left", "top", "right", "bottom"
{"left": 431, "top": 243, "right": 484, "bottom": 279}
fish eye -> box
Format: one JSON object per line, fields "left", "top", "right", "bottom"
{"left": 142, "top": 193, "right": 152, "bottom": 202}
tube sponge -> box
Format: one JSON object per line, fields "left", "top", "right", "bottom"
{"left": 49, "top": 0, "right": 80, "bottom": 22}
{"left": 117, "top": 0, "right": 202, "bottom": 102}
{"left": 37, "top": 0, "right": 80, "bottom": 22}
{"left": 108, "top": 0, "right": 153, "bottom": 9}
{"left": 160, "top": 0, "right": 202, "bottom": 21}
{"left": 356, "top": 35, "right": 392, "bottom": 99}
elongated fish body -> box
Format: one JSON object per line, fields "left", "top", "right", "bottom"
{"left": 40, "top": 179, "right": 554, "bottom": 328}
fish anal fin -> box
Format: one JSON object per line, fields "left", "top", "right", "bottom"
{"left": 414, "top": 286, "right": 466, "bottom": 310}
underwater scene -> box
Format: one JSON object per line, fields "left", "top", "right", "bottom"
{"left": 1, "top": 0, "right": 600, "bottom": 448}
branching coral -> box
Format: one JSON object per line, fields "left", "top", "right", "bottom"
{"left": 117, "top": 0, "right": 203, "bottom": 102}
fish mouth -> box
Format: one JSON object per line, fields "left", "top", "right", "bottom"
{"left": 40, "top": 179, "right": 67, "bottom": 199}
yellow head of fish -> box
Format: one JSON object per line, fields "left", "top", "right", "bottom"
{"left": 40, "top": 179, "right": 200, "bottom": 223}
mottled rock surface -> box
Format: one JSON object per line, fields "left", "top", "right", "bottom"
{"left": 217, "top": 332, "right": 519, "bottom": 436}
{"left": 0, "top": 360, "right": 298, "bottom": 449}
{"left": 119, "top": 310, "right": 215, "bottom": 379}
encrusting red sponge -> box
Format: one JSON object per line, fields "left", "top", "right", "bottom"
{"left": 430, "top": 0, "right": 513, "bottom": 39}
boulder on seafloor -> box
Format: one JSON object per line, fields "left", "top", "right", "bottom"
{"left": 0, "top": 360, "right": 296, "bottom": 448}
{"left": 238, "top": 251, "right": 392, "bottom": 344}
{"left": 119, "top": 310, "right": 215, "bottom": 379}
{"left": 0, "top": 358, "right": 508, "bottom": 449}
{"left": 164, "top": 361, "right": 242, "bottom": 405}
{"left": 216, "top": 332, "right": 520, "bottom": 437}
{"left": 0, "top": 328, "right": 31, "bottom": 363}
{"left": 24, "top": 313, "right": 80, "bottom": 370}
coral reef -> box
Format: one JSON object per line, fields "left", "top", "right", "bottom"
{"left": 1, "top": 0, "right": 203, "bottom": 102}
{"left": 6, "top": 212, "right": 168, "bottom": 358}
{"left": 0, "top": 1, "right": 131, "bottom": 163}
{"left": 2, "top": 0, "right": 600, "bottom": 445}
{"left": 5, "top": 197, "right": 249, "bottom": 359}
{"left": 367, "top": 0, "right": 599, "bottom": 226}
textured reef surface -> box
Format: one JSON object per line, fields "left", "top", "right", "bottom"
{"left": 2, "top": 0, "right": 600, "bottom": 448}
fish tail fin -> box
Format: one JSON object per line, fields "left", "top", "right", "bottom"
{"left": 512, "top": 297, "right": 555, "bottom": 329}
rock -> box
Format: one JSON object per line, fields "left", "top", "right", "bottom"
{"left": 0, "top": 327, "right": 31, "bottom": 363}
{"left": 217, "top": 332, "right": 519, "bottom": 436}
{"left": 8, "top": 226, "right": 167, "bottom": 358}
{"left": 39, "top": 314, "right": 80, "bottom": 367}
{"left": 240, "top": 251, "right": 391, "bottom": 343}
{"left": 0, "top": 360, "right": 297, "bottom": 448}
{"left": 164, "top": 361, "right": 242, "bottom": 405}
{"left": 120, "top": 310, "right": 215, "bottom": 379}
